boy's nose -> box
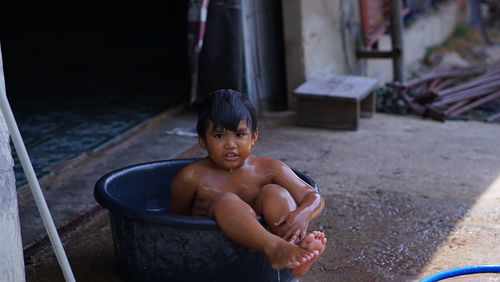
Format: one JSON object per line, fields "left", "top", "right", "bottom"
{"left": 224, "top": 138, "right": 237, "bottom": 148}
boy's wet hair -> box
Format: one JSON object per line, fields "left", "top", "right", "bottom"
{"left": 197, "top": 89, "right": 257, "bottom": 138}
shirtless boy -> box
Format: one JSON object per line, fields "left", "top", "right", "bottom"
{"left": 170, "top": 89, "right": 327, "bottom": 276}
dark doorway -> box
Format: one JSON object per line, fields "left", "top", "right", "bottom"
{"left": 0, "top": 1, "right": 189, "bottom": 186}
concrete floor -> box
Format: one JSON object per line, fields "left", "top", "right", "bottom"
{"left": 21, "top": 109, "right": 500, "bottom": 281}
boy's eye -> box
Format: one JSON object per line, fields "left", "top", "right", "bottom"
{"left": 236, "top": 132, "right": 245, "bottom": 137}
{"left": 214, "top": 133, "right": 224, "bottom": 139}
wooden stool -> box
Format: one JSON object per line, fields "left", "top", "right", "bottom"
{"left": 294, "top": 73, "right": 378, "bottom": 130}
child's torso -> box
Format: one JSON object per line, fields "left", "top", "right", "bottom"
{"left": 190, "top": 156, "right": 273, "bottom": 216}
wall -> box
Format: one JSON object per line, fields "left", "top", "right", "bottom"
{"left": 366, "top": 1, "right": 461, "bottom": 82}
{"left": 282, "top": 0, "right": 347, "bottom": 108}
{"left": 242, "top": 0, "right": 288, "bottom": 111}
{"left": 281, "top": 0, "right": 306, "bottom": 109}
{"left": 282, "top": 0, "right": 461, "bottom": 108}
{"left": 0, "top": 45, "right": 25, "bottom": 282}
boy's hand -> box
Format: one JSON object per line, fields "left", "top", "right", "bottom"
{"left": 274, "top": 210, "right": 309, "bottom": 244}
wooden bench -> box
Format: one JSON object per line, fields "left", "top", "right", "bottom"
{"left": 294, "top": 73, "right": 378, "bottom": 130}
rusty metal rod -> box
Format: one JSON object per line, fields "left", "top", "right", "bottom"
{"left": 486, "top": 112, "right": 500, "bottom": 122}
{"left": 443, "top": 99, "right": 471, "bottom": 115}
{"left": 400, "top": 91, "right": 425, "bottom": 115}
{"left": 439, "top": 80, "right": 500, "bottom": 101}
{"left": 437, "top": 73, "right": 500, "bottom": 97}
{"left": 449, "top": 89, "right": 500, "bottom": 116}
{"left": 431, "top": 88, "right": 495, "bottom": 107}
{"left": 428, "top": 78, "right": 442, "bottom": 92}
{"left": 404, "top": 68, "right": 483, "bottom": 89}
{"left": 484, "top": 64, "right": 500, "bottom": 76}
{"left": 410, "top": 83, "right": 430, "bottom": 98}
{"left": 431, "top": 78, "right": 458, "bottom": 93}
{"left": 424, "top": 106, "right": 446, "bottom": 121}
{"left": 412, "top": 92, "right": 437, "bottom": 104}
{"left": 431, "top": 82, "right": 500, "bottom": 107}
{"left": 386, "top": 68, "right": 482, "bottom": 89}
{"left": 412, "top": 78, "right": 461, "bottom": 104}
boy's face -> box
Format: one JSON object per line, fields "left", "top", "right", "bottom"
{"left": 199, "top": 120, "right": 258, "bottom": 170}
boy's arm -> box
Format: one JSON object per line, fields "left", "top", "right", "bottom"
{"left": 271, "top": 160, "right": 325, "bottom": 243}
{"left": 169, "top": 169, "right": 197, "bottom": 216}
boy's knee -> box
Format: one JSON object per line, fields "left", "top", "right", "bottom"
{"left": 261, "top": 184, "right": 288, "bottom": 196}
{"left": 212, "top": 192, "right": 239, "bottom": 209}
{"left": 212, "top": 192, "right": 256, "bottom": 216}
{"left": 257, "top": 184, "right": 296, "bottom": 211}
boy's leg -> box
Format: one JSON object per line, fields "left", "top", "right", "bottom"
{"left": 209, "top": 192, "right": 315, "bottom": 270}
{"left": 253, "top": 184, "right": 328, "bottom": 276}
{"left": 253, "top": 184, "right": 299, "bottom": 240}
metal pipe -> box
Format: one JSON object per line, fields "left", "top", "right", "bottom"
{"left": 389, "top": 68, "right": 483, "bottom": 90}
{"left": 449, "top": 90, "right": 500, "bottom": 116}
{"left": 431, "top": 78, "right": 458, "bottom": 93}
{"left": 431, "top": 84, "right": 500, "bottom": 107}
{"left": 437, "top": 73, "right": 500, "bottom": 97}
{"left": 390, "top": 0, "right": 404, "bottom": 82}
{"left": 424, "top": 106, "right": 445, "bottom": 121}
{"left": 486, "top": 112, "right": 500, "bottom": 122}
{"left": 399, "top": 91, "right": 425, "bottom": 115}
{"left": 443, "top": 99, "right": 470, "bottom": 115}
{"left": 428, "top": 78, "right": 442, "bottom": 92}
{"left": 439, "top": 80, "right": 500, "bottom": 101}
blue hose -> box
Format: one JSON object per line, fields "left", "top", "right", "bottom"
{"left": 419, "top": 265, "right": 500, "bottom": 282}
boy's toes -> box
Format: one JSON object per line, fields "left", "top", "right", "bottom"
{"left": 303, "top": 251, "right": 315, "bottom": 261}
{"left": 299, "top": 233, "right": 315, "bottom": 250}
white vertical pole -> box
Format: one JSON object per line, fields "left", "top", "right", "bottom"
{"left": 0, "top": 43, "right": 76, "bottom": 282}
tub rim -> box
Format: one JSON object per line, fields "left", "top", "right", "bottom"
{"left": 94, "top": 158, "right": 319, "bottom": 229}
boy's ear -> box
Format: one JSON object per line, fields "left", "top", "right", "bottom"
{"left": 198, "top": 136, "right": 207, "bottom": 149}
{"left": 251, "top": 129, "right": 259, "bottom": 146}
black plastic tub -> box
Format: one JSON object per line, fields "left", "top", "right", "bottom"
{"left": 94, "top": 158, "right": 319, "bottom": 282}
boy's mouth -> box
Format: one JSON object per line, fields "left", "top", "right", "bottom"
{"left": 224, "top": 152, "right": 239, "bottom": 161}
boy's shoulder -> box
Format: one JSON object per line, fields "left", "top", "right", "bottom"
{"left": 173, "top": 158, "right": 209, "bottom": 184}
{"left": 251, "top": 155, "right": 288, "bottom": 171}
{"left": 176, "top": 158, "right": 211, "bottom": 175}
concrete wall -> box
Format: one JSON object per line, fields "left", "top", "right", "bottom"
{"left": 282, "top": 0, "right": 461, "bottom": 108}
{"left": 366, "top": 1, "right": 461, "bottom": 82}
{"left": 0, "top": 45, "right": 26, "bottom": 282}
{"left": 242, "top": 0, "right": 288, "bottom": 111}
{"left": 282, "top": 0, "right": 306, "bottom": 109}
{"left": 301, "top": 0, "right": 345, "bottom": 79}
{"left": 282, "top": 0, "right": 348, "bottom": 108}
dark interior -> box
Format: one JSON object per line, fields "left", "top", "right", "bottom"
{"left": 1, "top": 0, "right": 189, "bottom": 112}
{"left": 0, "top": 1, "right": 190, "bottom": 185}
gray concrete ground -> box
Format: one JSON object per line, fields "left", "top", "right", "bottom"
{"left": 21, "top": 109, "right": 500, "bottom": 281}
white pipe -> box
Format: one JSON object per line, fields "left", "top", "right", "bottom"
{"left": 0, "top": 44, "right": 76, "bottom": 282}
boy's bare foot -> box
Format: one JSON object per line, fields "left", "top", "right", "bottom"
{"left": 265, "top": 237, "right": 317, "bottom": 271}
{"left": 292, "top": 231, "right": 327, "bottom": 276}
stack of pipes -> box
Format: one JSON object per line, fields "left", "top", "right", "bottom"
{"left": 386, "top": 65, "right": 500, "bottom": 122}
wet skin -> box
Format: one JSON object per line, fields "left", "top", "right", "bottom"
{"left": 170, "top": 120, "right": 326, "bottom": 274}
